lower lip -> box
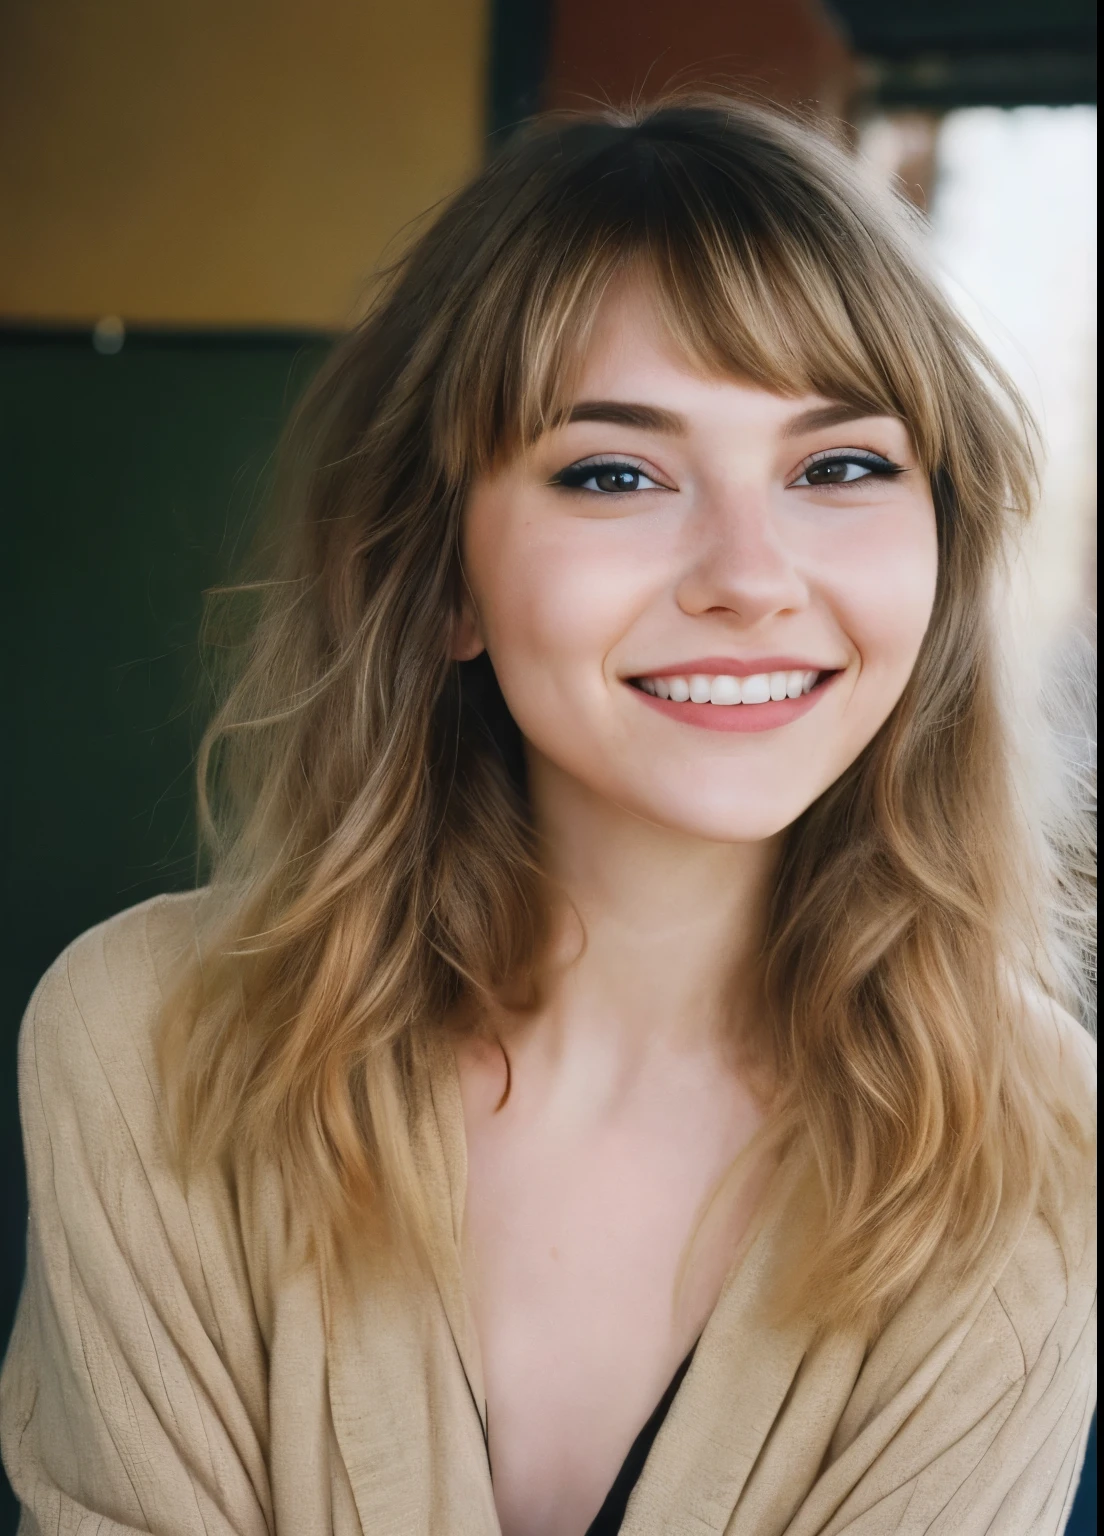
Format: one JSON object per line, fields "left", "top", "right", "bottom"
{"left": 629, "top": 674, "right": 838, "bottom": 732}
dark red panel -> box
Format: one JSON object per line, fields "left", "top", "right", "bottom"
{"left": 544, "top": 0, "right": 857, "bottom": 122}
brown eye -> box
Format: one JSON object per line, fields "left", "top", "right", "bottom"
{"left": 595, "top": 467, "right": 642, "bottom": 492}
{"left": 793, "top": 452, "right": 900, "bottom": 488}
{"left": 806, "top": 460, "right": 853, "bottom": 484}
{"left": 553, "top": 460, "right": 664, "bottom": 493}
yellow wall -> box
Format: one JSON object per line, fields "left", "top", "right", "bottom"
{"left": 0, "top": 0, "right": 488, "bottom": 326}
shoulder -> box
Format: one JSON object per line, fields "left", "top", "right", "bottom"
{"left": 19, "top": 891, "right": 207, "bottom": 1167}
{"left": 838, "top": 1005, "right": 1096, "bottom": 1429}
{"left": 13, "top": 890, "right": 275, "bottom": 1334}
{"left": 30, "top": 888, "right": 205, "bottom": 1020}
{"left": 6, "top": 899, "right": 281, "bottom": 1530}
{"left": 998, "top": 1003, "right": 1095, "bottom": 1361}
{"left": 831, "top": 1172, "right": 1096, "bottom": 1499}
{"left": 976, "top": 998, "right": 1097, "bottom": 1373}
{"left": 988, "top": 1209, "right": 1095, "bottom": 1406}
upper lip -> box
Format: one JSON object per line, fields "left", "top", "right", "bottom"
{"left": 628, "top": 656, "right": 843, "bottom": 679}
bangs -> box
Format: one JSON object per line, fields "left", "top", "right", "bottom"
{"left": 435, "top": 113, "right": 953, "bottom": 482}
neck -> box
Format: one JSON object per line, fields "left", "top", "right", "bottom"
{"left": 516, "top": 752, "right": 780, "bottom": 1083}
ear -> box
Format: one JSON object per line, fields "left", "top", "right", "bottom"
{"left": 451, "top": 597, "right": 485, "bottom": 663}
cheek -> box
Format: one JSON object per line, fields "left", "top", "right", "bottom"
{"left": 819, "top": 502, "right": 939, "bottom": 689}
{"left": 465, "top": 507, "right": 653, "bottom": 692}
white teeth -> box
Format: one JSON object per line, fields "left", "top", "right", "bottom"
{"left": 709, "top": 674, "right": 741, "bottom": 705}
{"left": 638, "top": 669, "right": 826, "bottom": 705}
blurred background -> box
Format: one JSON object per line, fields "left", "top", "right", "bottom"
{"left": 1, "top": 1, "right": 1096, "bottom": 1527}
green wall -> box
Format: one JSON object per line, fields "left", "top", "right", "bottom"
{"left": 0, "top": 330, "right": 328, "bottom": 1526}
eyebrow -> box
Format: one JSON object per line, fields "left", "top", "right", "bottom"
{"left": 564, "top": 398, "right": 895, "bottom": 439}
{"left": 781, "top": 402, "right": 891, "bottom": 438}
{"left": 566, "top": 400, "right": 688, "bottom": 433}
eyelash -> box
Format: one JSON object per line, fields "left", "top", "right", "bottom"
{"left": 550, "top": 449, "right": 905, "bottom": 495}
{"left": 550, "top": 456, "right": 666, "bottom": 493}
{"left": 792, "top": 449, "right": 905, "bottom": 488}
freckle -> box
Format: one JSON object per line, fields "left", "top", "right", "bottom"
{"left": 550, "top": 1246, "right": 559, "bottom": 1260}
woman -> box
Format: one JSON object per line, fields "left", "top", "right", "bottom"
{"left": 1, "top": 97, "right": 1095, "bottom": 1535}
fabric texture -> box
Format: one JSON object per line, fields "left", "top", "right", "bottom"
{"left": 1, "top": 892, "right": 1097, "bottom": 1535}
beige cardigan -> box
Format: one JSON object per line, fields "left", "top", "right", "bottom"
{"left": 0, "top": 893, "right": 1096, "bottom": 1535}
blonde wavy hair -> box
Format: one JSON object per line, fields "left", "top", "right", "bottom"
{"left": 161, "top": 96, "right": 1094, "bottom": 1330}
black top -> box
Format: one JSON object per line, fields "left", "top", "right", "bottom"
{"left": 584, "top": 1340, "right": 700, "bottom": 1535}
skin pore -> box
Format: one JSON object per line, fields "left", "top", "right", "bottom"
{"left": 452, "top": 281, "right": 939, "bottom": 1536}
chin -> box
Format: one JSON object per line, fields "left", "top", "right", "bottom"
{"left": 653, "top": 810, "right": 801, "bottom": 845}
{"left": 592, "top": 732, "right": 864, "bottom": 845}
{"left": 616, "top": 779, "right": 819, "bottom": 846}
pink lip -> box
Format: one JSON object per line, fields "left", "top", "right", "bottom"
{"left": 628, "top": 671, "right": 841, "bottom": 733}
{"left": 630, "top": 655, "right": 837, "bottom": 679}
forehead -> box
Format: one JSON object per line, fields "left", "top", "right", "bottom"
{"left": 564, "top": 278, "right": 895, "bottom": 441}
{"left": 572, "top": 277, "right": 686, "bottom": 386}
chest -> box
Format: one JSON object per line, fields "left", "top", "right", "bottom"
{"left": 456, "top": 1049, "right": 761, "bottom": 1536}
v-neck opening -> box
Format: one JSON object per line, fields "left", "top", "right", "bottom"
{"left": 424, "top": 1028, "right": 804, "bottom": 1531}
{"left": 583, "top": 1337, "right": 701, "bottom": 1535}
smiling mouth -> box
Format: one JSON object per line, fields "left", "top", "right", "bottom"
{"left": 631, "top": 668, "right": 834, "bottom": 706}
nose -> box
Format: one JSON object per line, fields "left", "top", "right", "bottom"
{"left": 675, "top": 483, "right": 809, "bottom": 626}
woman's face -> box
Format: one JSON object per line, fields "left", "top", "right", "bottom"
{"left": 460, "top": 283, "right": 939, "bottom": 844}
